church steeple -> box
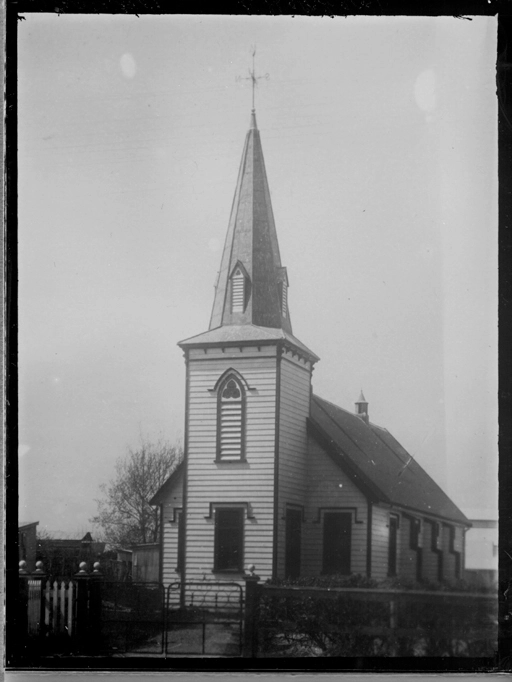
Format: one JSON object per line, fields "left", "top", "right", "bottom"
{"left": 209, "top": 111, "right": 292, "bottom": 334}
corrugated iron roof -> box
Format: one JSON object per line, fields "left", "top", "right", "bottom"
{"left": 310, "top": 394, "right": 469, "bottom": 525}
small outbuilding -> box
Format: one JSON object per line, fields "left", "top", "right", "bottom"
{"left": 131, "top": 544, "right": 160, "bottom": 583}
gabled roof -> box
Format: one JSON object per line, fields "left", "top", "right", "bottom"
{"left": 150, "top": 460, "right": 184, "bottom": 506}
{"left": 19, "top": 521, "right": 39, "bottom": 530}
{"left": 209, "top": 110, "right": 292, "bottom": 333}
{"left": 309, "top": 394, "right": 470, "bottom": 525}
{"left": 178, "top": 323, "right": 319, "bottom": 362}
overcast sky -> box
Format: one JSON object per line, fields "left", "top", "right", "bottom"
{"left": 18, "top": 15, "right": 497, "bottom": 536}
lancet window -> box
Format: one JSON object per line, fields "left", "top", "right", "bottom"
{"left": 217, "top": 375, "right": 245, "bottom": 461}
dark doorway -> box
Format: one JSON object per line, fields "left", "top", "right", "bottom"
{"left": 285, "top": 508, "right": 302, "bottom": 579}
{"left": 214, "top": 508, "right": 244, "bottom": 573}
{"left": 388, "top": 515, "right": 398, "bottom": 576}
{"left": 322, "top": 512, "right": 351, "bottom": 575}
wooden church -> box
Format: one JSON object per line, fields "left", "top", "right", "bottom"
{"left": 151, "top": 108, "right": 469, "bottom": 586}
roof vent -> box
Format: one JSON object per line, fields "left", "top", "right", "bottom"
{"left": 355, "top": 390, "right": 369, "bottom": 424}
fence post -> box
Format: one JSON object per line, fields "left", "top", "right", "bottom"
{"left": 31, "top": 560, "right": 48, "bottom": 654}
{"left": 243, "top": 566, "right": 261, "bottom": 658}
{"left": 89, "top": 562, "right": 103, "bottom": 653}
{"left": 17, "top": 561, "right": 30, "bottom": 660}
{"left": 74, "top": 561, "right": 91, "bottom": 654}
{"left": 389, "top": 598, "right": 397, "bottom": 655}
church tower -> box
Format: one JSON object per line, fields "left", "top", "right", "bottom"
{"left": 178, "top": 109, "right": 319, "bottom": 582}
{"left": 153, "top": 106, "right": 470, "bottom": 591}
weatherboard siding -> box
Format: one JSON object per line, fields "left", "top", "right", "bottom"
{"left": 304, "top": 435, "right": 368, "bottom": 577}
{"left": 275, "top": 351, "right": 312, "bottom": 578}
{"left": 371, "top": 505, "right": 398, "bottom": 581}
{"left": 161, "top": 467, "right": 184, "bottom": 586}
{"left": 184, "top": 346, "right": 278, "bottom": 584}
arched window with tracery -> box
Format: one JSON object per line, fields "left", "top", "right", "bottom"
{"left": 217, "top": 375, "right": 245, "bottom": 461}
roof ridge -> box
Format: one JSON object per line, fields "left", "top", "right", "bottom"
{"left": 312, "top": 395, "right": 373, "bottom": 461}
{"left": 312, "top": 394, "right": 354, "bottom": 417}
{"left": 311, "top": 394, "right": 468, "bottom": 524}
{"left": 312, "top": 393, "right": 386, "bottom": 430}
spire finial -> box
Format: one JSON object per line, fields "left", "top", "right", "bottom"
{"left": 250, "top": 46, "right": 256, "bottom": 111}
{"left": 236, "top": 46, "right": 269, "bottom": 116}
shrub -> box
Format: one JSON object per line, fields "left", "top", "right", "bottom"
{"left": 257, "top": 576, "right": 497, "bottom": 657}
{"left": 268, "top": 573, "right": 379, "bottom": 589}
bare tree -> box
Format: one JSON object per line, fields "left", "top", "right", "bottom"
{"left": 91, "top": 438, "right": 182, "bottom": 549}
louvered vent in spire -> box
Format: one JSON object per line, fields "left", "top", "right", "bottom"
{"left": 231, "top": 268, "right": 245, "bottom": 313}
{"left": 281, "top": 283, "right": 287, "bottom": 317}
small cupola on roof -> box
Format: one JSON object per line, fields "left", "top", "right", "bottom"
{"left": 209, "top": 109, "right": 292, "bottom": 334}
{"left": 355, "top": 390, "right": 369, "bottom": 424}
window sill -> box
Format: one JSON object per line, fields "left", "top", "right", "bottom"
{"left": 212, "top": 569, "right": 244, "bottom": 575}
{"left": 214, "top": 459, "right": 247, "bottom": 464}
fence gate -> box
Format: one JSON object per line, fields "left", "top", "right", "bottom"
{"left": 99, "top": 581, "right": 166, "bottom": 655}
{"left": 165, "top": 581, "right": 244, "bottom": 657}
{"left": 18, "top": 565, "right": 245, "bottom": 659}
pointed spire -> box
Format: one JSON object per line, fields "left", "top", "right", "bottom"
{"left": 355, "top": 390, "right": 369, "bottom": 424}
{"left": 356, "top": 390, "right": 366, "bottom": 404}
{"left": 209, "top": 114, "right": 292, "bottom": 333}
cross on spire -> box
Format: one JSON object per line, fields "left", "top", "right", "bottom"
{"left": 236, "top": 47, "right": 269, "bottom": 111}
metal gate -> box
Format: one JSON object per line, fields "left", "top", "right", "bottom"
{"left": 165, "top": 581, "right": 244, "bottom": 656}
{"left": 18, "top": 573, "right": 244, "bottom": 659}
{"left": 99, "top": 581, "right": 166, "bottom": 655}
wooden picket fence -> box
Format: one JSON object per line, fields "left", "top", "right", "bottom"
{"left": 22, "top": 565, "right": 78, "bottom": 638}
{"left": 16, "top": 560, "right": 165, "bottom": 659}
{"left": 39, "top": 578, "right": 75, "bottom": 636}
{"left": 17, "top": 560, "right": 102, "bottom": 659}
